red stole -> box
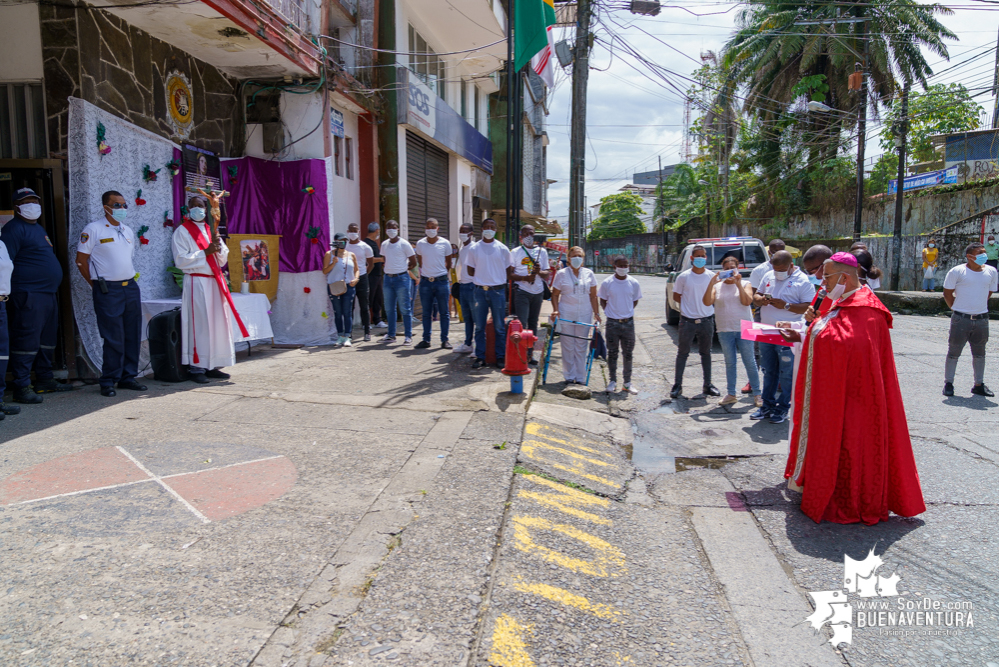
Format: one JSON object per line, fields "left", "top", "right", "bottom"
{"left": 181, "top": 222, "right": 249, "bottom": 358}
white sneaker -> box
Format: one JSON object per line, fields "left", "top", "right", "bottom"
{"left": 623, "top": 382, "right": 638, "bottom": 394}
{"left": 379, "top": 334, "right": 395, "bottom": 343}
{"left": 606, "top": 381, "right": 617, "bottom": 393}
{"left": 453, "top": 343, "right": 473, "bottom": 354}
{"left": 376, "top": 321, "right": 389, "bottom": 328}
{"left": 343, "top": 338, "right": 352, "bottom": 347}
{"left": 403, "top": 337, "right": 413, "bottom": 346}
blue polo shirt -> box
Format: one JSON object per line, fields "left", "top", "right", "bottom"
{"left": 1, "top": 216, "right": 64, "bottom": 293}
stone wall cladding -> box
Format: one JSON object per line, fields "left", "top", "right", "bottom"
{"left": 41, "top": 6, "right": 244, "bottom": 158}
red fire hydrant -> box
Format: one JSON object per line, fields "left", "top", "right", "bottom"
{"left": 502, "top": 316, "right": 537, "bottom": 393}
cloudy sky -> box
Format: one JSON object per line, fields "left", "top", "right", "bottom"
{"left": 544, "top": 1, "right": 999, "bottom": 227}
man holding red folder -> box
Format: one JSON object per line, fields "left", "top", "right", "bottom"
{"left": 172, "top": 194, "right": 248, "bottom": 384}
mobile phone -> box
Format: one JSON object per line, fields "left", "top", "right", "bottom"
{"left": 718, "top": 269, "right": 737, "bottom": 280}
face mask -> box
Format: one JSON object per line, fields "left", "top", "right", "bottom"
{"left": 928, "top": 244, "right": 935, "bottom": 248}
{"left": 615, "top": 267, "right": 629, "bottom": 276}
{"left": 975, "top": 253, "right": 989, "bottom": 266}
{"left": 189, "top": 207, "right": 206, "bottom": 222}
{"left": 459, "top": 233, "right": 470, "bottom": 243}
{"left": 808, "top": 274, "right": 822, "bottom": 286}
{"left": 990, "top": 240, "right": 996, "bottom": 245}
{"left": 426, "top": 229, "right": 438, "bottom": 238}
{"left": 386, "top": 229, "right": 399, "bottom": 239}
{"left": 825, "top": 272, "right": 847, "bottom": 301}
{"left": 482, "top": 229, "right": 496, "bottom": 240}
{"left": 774, "top": 270, "right": 788, "bottom": 281}
{"left": 522, "top": 236, "right": 534, "bottom": 247}
{"left": 18, "top": 203, "right": 42, "bottom": 221}
{"left": 110, "top": 208, "right": 128, "bottom": 223}
{"left": 692, "top": 257, "right": 707, "bottom": 269}
{"left": 570, "top": 256, "right": 583, "bottom": 269}
{"left": 348, "top": 232, "right": 359, "bottom": 241}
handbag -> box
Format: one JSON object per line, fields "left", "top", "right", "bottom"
{"left": 329, "top": 252, "right": 349, "bottom": 295}
{"left": 542, "top": 280, "right": 552, "bottom": 301}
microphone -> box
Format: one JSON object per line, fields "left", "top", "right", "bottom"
{"left": 812, "top": 288, "right": 828, "bottom": 315}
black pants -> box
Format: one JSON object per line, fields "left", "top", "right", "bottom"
{"left": 353, "top": 273, "right": 371, "bottom": 334}
{"left": 674, "top": 315, "right": 714, "bottom": 387}
{"left": 368, "top": 273, "right": 385, "bottom": 323}
{"left": 605, "top": 318, "right": 636, "bottom": 383}
{"left": 7, "top": 291, "right": 58, "bottom": 389}
{"left": 93, "top": 279, "right": 142, "bottom": 388}
{"left": 513, "top": 286, "right": 544, "bottom": 357}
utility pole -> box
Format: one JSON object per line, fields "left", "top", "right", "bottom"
{"left": 852, "top": 17, "right": 868, "bottom": 242}
{"left": 891, "top": 81, "right": 910, "bottom": 291}
{"left": 567, "top": 0, "right": 591, "bottom": 248}
{"left": 505, "top": 0, "right": 515, "bottom": 245}
{"left": 992, "top": 25, "right": 999, "bottom": 129}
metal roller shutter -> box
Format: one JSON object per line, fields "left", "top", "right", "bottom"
{"left": 406, "top": 131, "right": 449, "bottom": 245}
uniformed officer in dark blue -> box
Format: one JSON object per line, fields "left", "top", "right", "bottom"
{"left": 76, "top": 190, "right": 147, "bottom": 397}
{"left": 2, "top": 188, "right": 72, "bottom": 403}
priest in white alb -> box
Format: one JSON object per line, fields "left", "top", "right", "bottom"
{"left": 172, "top": 194, "right": 247, "bottom": 383}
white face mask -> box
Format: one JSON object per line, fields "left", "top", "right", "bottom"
{"left": 482, "top": 229, "right": 496, "bottom": 240}
{"left": 615, "top": 267, "right": 629, "bottom": 276}
{"left": 459, "top": 233, "right": 470, "bottom": 243}
{"left": 522, "top": 236, "right": 534, "bottom": 247}
{"left": 386, "top": 228, "right": 399, "bottom": 239}
{"left": 826, "top": 272, "right": 848, "bottom": 301}
{"left": 426, "top": 228, "right": 438, "bottom": 238}
{"left": 18, "top": 203, "right": 42, "bottom": 221}
{"left": 348, "top": 232, "right": 359, "bottom": 241}
{"left": 774, "top": 270, "right": 789, "bottom": 281}
{"left": 570, "top": 256, "right": 583, "bottom": 269}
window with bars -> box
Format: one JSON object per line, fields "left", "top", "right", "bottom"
{"left": 0, "top": 83, "right": 46, "bottom": 160}
{"left": 408, "top": 25, "right": 445, "bottom": 101}
{"left": 345, "top": 137, "right": 353, "bottom": 180}
{"left": 334, "top": 135, "right": 342, "bottom": 177}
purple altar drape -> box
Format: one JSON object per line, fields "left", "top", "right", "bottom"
{"left": 221, "top": 156, "right": 330, "bottom": 273}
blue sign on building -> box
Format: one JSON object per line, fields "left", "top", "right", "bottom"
{"left": 888, "top": 166, "right": 958, "bottom": 195}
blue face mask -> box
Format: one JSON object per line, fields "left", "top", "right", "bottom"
{"left": 692, "top": 257, "right": 707, "bottom": 269}
{"left": 975, "top": 252, "right": 989, "bottom": 266}
{"left": 106, "top": 206, "right": 127, "bottom": 223}
{"left": 808, "top": 274, "right": 822, "bottom": 286}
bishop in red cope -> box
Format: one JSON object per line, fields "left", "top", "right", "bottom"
{"left": 780, "top": 252, "right": 925, "bottom": 525}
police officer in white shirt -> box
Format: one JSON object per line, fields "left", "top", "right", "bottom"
{"left": 510, "top": 225, "right": 550, "bottom": 365}
{"left": 0, "top": 228, "right": 18, "bottom": 419}
{"left": 75, "top": 190, "right": 146, "bottom": 397}
{"left": 454, "top": 222, "right": 476, "bottom": 353}
{"left": 943, "top": 242, "right": 999, "bottom": 397}
{"left": 415, "top": 218, "right": 454, "bottom": 349}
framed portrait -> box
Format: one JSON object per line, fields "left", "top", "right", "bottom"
{"left": 226, "top": 234, "right": 280, "bottom": 301}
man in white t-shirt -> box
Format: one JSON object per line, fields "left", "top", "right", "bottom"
{"left": 455, "top": 223, "right": 476, "bottom": 353}
{"left": 943, "top": 242, "right": 999, "bottom": 397}
{"left": 379, "top": 220, "right": 417, "bottom": 344}
{"left": 415, "top": 218, "right": 454, "bottom": 349}
{"left": 510, "top": 225, "right": 550, "bottom": 365}
{"left": 598, "top": 256, "right": 642, "bottom": 393}
{"left": 749, "top": 238, "right": 785, "bottom": 293}
{"left": 75, "top": 190, "right": 146, "bottom": 397}
{"left": 465, "top": 218, "right": 512, "bottom": 369}
{"left": 671, "top": 245, "right": 718, "bottom": 399}
{"left": 346, "top": 222, "right": 375, "bottom": 341}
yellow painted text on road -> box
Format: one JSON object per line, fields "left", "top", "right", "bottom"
{"left": 520, "top": 441, "right": 621, "bottom": 489}
{"left": 489, "top": 614, "right": 536, "bottom": 667}
{"left": 525, "top": 422, "right": 614, "bottom": 457}
{"left": 512, "top": 578, "right": 624, "bottom": 620}
{"left": 518, "top": 474, "right": 611, "bottom": 526}
{"left": 513, "top": 515, "right": 627, "bottom": 577}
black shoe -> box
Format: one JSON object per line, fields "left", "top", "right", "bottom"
{"left": 943, "top": 382, "right": 954, "bottom": 397}
{"left": 972, "top": 383, "right": 995, "bottom": 397}
{"left": 471, "top": 358, "right": 487, "bottom": 369}
{"left": 528, "top": 357, "right": 539, "bottom": 366}
{"left": 189, "top": 373, "right": 210, "bottom": 384}
{"left": 0, "top": 403, "right": 20, "bottom": 416}
{"left": 441, "top": 341, "right": 453, "bottom": 350}
{"left": 117, "top": 379, "right": 148, "bottom": 391}
{"left": 100, "top": 386, "right": 117, "bottom": 397}
{"left": 703, "top": 385, "right": 721, "bottom": 397}
{"left": 669, "top": 384, "right": 682, "bottom": 399}
{"left": 415, "top": 340, "right": 432, "bottom": 349}
{"left": 34, "top": 379, "right": 73, "bottom": 393}
{"left": 13, "top": 387, "right": 42, "bottom": 404}
{"left": 205, "top": 369, "right": 230, "bottom": 380}
{"left": 494, "top": 360, "right": 505, "bottom": 369}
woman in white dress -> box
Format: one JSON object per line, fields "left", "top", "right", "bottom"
{"left": 550, "top": 246, "right": 600, "bottom": 384}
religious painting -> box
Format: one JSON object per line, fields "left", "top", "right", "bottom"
{"left": 240, "top": 239, "right": 271, "bottom": 281}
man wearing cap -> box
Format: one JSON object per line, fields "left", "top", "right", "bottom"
{"left": 75, "top": 190, "right": 147, "bottom": 397}
{"left": 2, "top": 188, "right": 71, "bottom": 403}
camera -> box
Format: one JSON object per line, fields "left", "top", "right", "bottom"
{"left": 332, "top": 239, "right": 347, "bottom": 250}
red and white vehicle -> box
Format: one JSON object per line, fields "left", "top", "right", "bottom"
{"left": 664, "top": 237, "right": 769, "bottom": 325}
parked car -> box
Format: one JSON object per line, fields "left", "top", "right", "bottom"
{"left": 664, "top": 237, "right": 769, "bottom": 325}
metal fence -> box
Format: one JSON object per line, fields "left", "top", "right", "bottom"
{"left": 265, "top": 0, "right": 306, "bottom": 28}
{"left": 584, "top": 232, "right": 673, "bottom": 273}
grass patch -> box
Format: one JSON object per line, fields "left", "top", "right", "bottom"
{"left": 493, "top": 441, "right": 507, "bottom": 450}
{"left": 512, "top": 466, "right": 596, "bottom": 494}
{"left": 315, "top": 627, "right": 345, "bottom": 654}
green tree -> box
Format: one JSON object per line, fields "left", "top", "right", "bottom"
{"left": 587, "top": 192, "right": 646, "bottom": 241}
{"left": 880, "top": 83, "right": 984, "bottom": 164}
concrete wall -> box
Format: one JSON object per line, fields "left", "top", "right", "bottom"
{"left": 0, "top": 3, "right": 44, "bottom": 80}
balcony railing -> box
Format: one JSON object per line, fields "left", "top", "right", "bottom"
{"left": 264, "top": 0, "right": 306, "bottom": 30}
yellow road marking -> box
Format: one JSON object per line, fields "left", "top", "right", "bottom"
{"left": 489, "top": 614, "right": 536, "bottom": 667}
{"left": 519, "top": 443, "right": 621, "bottom": 488}
{"left": 512, "top": 578, "right": 624, "bottom": 620}
{"left": 522, "top": 440, "right": 614, "bottom": 468}
{"left": 518, "top": 475, "right": 611, "bottom": 525}
{"left": 525, "top": 423, "right": 614, "bottom": 457}
{"left": 513, "top": 515, "right": 627, "bottom": 577}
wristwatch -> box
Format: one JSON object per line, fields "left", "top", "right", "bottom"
{"left": 783, "top": 303, "right": 791, "bottom": 311}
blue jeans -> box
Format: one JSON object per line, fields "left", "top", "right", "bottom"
{"left": 329, "top": 285, "right": 356, "bottom": 339}
{"left": 759, "top": 342, "right": 794, "bottom": 416}
{"left": 473, "top": 286, "right": 506, "bottom": 361}
{"left": 459, "top": 282, "right": 475, "bottom": 346}
{"left": 420, "top": 277, "right": 450, "bottom": 343}
{"left": 383, "top": 273, "right": 413, "bottom": 338}
{"left": 923, "top": 277, "right": 935, "bottom": 291}
{"left": 717, "top": 331, "right": 761, "bottom": 397}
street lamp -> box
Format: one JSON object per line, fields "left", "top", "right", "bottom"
{"left": 807, "top": 100, "right": 833, "bottom": 113}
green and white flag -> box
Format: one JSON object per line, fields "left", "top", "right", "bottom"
{"left": 514, "top": 0, "right": 557, "bottom": 88}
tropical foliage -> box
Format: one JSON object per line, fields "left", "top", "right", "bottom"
{"left": 587, "top": 192, "right": 647, "bottom": 241}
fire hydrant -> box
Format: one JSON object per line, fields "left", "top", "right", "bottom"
{"left": 502, "top": 316, "right": 537, "bottom": 394}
